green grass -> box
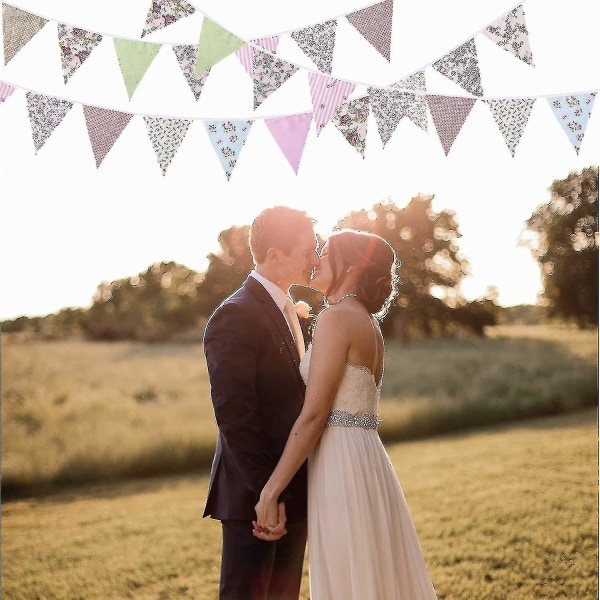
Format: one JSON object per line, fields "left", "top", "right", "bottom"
{"left": 2, "top": 409, "right": 597, "bottom": 599}
{"left": 2, "top": 325, "right": 597, "bottom": 496}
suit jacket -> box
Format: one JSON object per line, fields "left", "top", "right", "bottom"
{"left": 202, "top": 276, "right": 308, "bottom": 523}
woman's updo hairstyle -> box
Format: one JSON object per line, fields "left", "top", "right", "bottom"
{"left": 325, "top": 229, "right": 400, "bottom": 320}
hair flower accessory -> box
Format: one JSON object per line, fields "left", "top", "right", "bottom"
{"left": 294, "top": 301, "right": 311, "bottom": 319}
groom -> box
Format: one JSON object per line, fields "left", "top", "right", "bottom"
{"left": 203, "top": 206, "right": 319, "bottom": 600}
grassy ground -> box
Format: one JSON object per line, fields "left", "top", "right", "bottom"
{"left": 2, "top": 409, "right": 597, "bottom": 599}
{"left": 2, "top": 325, "right": 597, "bottom": 495}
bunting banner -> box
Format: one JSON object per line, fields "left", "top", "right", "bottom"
{"left": 172, "top": 44, "right": 211, "bottom": 101}
{"left": 253, "top": 50, "right": 299, "bottom": 110}
{"left": 0, "top": 80, "right": 14, "bottom": 103}
{"left": 113, "top": 38, "right": 161, "bottom": 99}
{"left": 426, "top": 95, "right": 477, "bottom": 155}
{"left": 204, "top": 119, "right": 254, "bottom": 180}
{"left": 483, "top": 4, "right": 534, "bottom": 67}
{"left": 332, "top": 96, "right": 370, "bottom": 157}
{"left": 144, "top": 116, "right": 192, "bottom": 175}
{"left": 141, "top": 0, "right": 195, "bottom": 38}
{"left": 57, "top": 24, "right": 103, "bottom": 83}
{"left": 548, "top": 93, "right": 597, "bottom": 155}
{"left": 308, "top": 72, "right": 355, "bottom": 135}
{"left": 3, "top": 4, "right": 47, "bottom": 65}
{"left": 25, "top": 91, "right": 73, "bottom": 153}
{"left": 290, "top": 21, "right": 337, "bottom": 75}
{"left": 486, "top": 98, "right": 535, "bottom": 156}
{"left": 265, "top": 112, "right": 313, "bottom": 174}
{"left": 346, "top": 0, "right": 394, "bottom": 62}
{"left": 432, "top": 39, "right": 483, "bottom": 97}
{"left": 82, "top": 105, "right": 134, "bottom": 167}
{"left": 194, "top": 18, "right": 245, "bottom": 77}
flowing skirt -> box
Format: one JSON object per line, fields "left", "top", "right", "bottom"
{"left": 307, "top": 427, "right": 437, "bottom": 599}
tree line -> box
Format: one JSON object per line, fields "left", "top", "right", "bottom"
{"left": 4, "top": 167, "right": 597, "bottom": 341}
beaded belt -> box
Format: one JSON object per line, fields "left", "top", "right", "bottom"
{"left": 325, "top": 409, "right": 382, "bottom": 430}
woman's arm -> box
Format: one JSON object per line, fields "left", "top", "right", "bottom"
{"left": 254, "top": 307, "right": 350, "bottom": 532}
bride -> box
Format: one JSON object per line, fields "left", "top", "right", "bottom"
{"left": 253, "top": 229, "right": 437, "bottom": 599}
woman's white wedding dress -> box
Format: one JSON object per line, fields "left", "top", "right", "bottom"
{"left": 300, "top": 344, "right": 437, "bottom": 599}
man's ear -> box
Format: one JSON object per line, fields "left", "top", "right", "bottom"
{"left": 265, "top": 247, "right": 280, "bottom": 262}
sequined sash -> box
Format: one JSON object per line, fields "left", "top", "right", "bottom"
{"left": 325, "top": 409, "right": 382, "bottom": 430}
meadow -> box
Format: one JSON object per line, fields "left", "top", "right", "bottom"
{"left": 2, "top": 324, "right": 597, "bottom": 496}
{"left": 2, "top": 409, "right": 597, "bottom": 599}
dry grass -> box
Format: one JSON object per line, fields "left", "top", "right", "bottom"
{"left": 2, "top": 409, "right": 597, "bottom": 599}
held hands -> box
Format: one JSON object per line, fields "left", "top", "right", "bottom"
{"left": 253, "top": 495, "right": 287, "bottom": 542}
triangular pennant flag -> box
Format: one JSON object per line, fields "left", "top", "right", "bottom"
{"left": 204, "top": 120, "right": 254, "bottom": 180}
{"left": 483, "top": 5, "right": 534, "bottom": 67}
{"left": 332, "top": 96, "right": 370, "bottom": 157}
{"left": 57, "top": 24, "right": 103, "bottom": 83}
{"left": 141, "top": 0, "right": 195, "bottom": 38}
{"left": 426, "top": 95, "right": 476, "bottom": 155}
{"left": 25, "top": 92, "right": 73, "bottom": 153}
{"left": 346, "top": 0, "right": 394, "bottom": 62}
{"left": 236, "top": 37, "right": 281, "bottom": 78}
{"left": 265, "top": 112, "right": 312, "bottom": 174}
{"left": 548, "top": 93, "right": 597, "bottom": 155}
{"left": 172, "top": 45, "right": 211, "bottom": 101}
{"left": 368, "top": 87, "right": 410, "bottom": 146}
{"left": 113, "top": 38, "right": 161, "bottom": 99}
{"left": 390, "top": 71, "right": 428, "bottom": 131}
{"left": 290, "top": 20, "right": 337, "bottom": 74}
{"left": 144, "top": 117, "right": 192, "bottom": 175}
{"left": 194, "top": 18, "right": 245, "bottom": 76}
{"left": 252, "top": 36, "right": 280, "bottom": 53}
{"left": 0, "top": 81, "right": 15, "bottom": 104}
{"left": 486, "top": 98, "right": 535, "bottom": 156}
{"left": 432, "top": 39, "right": 483, "bottom": 97}
{"left": 3, "top": 5, "right": 48, "bottom": 65}
{"left": 308, "top": 72, "right": 356, "bottom": 136}
{"left": 253, "top": 50, "right": 299, "bottom": 109}
{"left": 82, "top": 105, "right": 133, "bottom": 167}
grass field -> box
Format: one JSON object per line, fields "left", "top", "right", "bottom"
{"left": 2, "top": 409, "right": 597, "bottom": 599}
{"left": 2, "top": 324, "right": 597, "bottom": 495}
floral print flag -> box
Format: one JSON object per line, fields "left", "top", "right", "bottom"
{"left": 25, "top": 92, "right": 73, "bottom": 153}
{"left": 432, "top": 38, "right": 483, "bottom": 97}
{"left": 291, "top": 21, "right": 337, "bottom": 74}
{"left": 308, "top": 72, "right": 355, "bottom": 136}
{"left": 3, "top": 4, "right": 48, "bottom": 65}
{"left": 483, "top": 5, "right": 534, "bottom": 67}
{"left": 253, "top": 51, "right": 299, "bottom": 109}
{"left": 265, "top": 112, "right": 313, "bottom": 174}
{"left": 57, "top": 24, "right": 103, "bottom": 83}
{"left": 144, "top": 117, "right": 192, "bottom": 175}
{"left": 204, "top": 120, "right": 254, "bottom": 180}
{"left": 141, "top": 0, "right": 195, "bottom": 38}
{"left": 390, "top": 71, "right": 428, "bottom": 131}
{"left": 172, "top": 45, "right": 211, "bottom": 101}
{"left": 0, "top": 81, "right": 15, "bottom": 104}
{"left": 332, "top": 96, "right": 370, "bottom": 157}
{"left": 548, "top": 94, "right": 597, "bottom": 155}
{"left": 486, "top": 98, "right": 535, "bottom": 156}
{"left": 426, "top": 94, "right": 476, "bottom": 155}
{"left": 82, "top": 106, "right": 134, "bottom": 167}
{"left": 346, "top": 0, "right": 394, "bottom": 62}
{"left": 368, "top": 87, "right": 412, "bottom": 146}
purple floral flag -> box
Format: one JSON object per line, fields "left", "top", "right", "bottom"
{"left": 548, "top": 94, "right": 597, "bottom": 155}
{"left": 265, "top": 112, "right": 313, "bottom": 174}
{"left": 3, "top": 5, "right": 48, "bottom": 65}
{"left": 82, "top": 105, "right": 133, "bottom": 167}
{"left": 144, "top": 117, "right": 192, "bottom": 175}
{"left": 253, "top": 50, "right": 299, "bottom": 109}
{"left": 486, "top": 98, "right": 535, "bottom": 156}
{"left": 483, "top": 5, "right": 534, "bottom": 67}
{"left": 308, "top": 72, "right": 355, "bottom": 136}
{"left": 25, "top": 92, "right": 73, "bottom": 153}
{"left": 426, "top": 95, "right": 476, "bottom": 155}
{"left": 172, "top": 45, "right": 211, "bottom": 101}
{"left": 332, "top": 96, "right": 370, "bottom": 157}
{"left": 141, "top": 0, "right": 196, "bottom": 37}
{"left": 291, "top": 20, "right": 337, "bottom": 74}
{"left": 432, "top": 39, "right": 483, "bottom": 97}
{"left": 204, "top": 120, "right": 254, "bottom": 180}
{"left": 0, "top": 81, "right": 15, "bottom": 104}
{"left": 57, "top": 24, "right": 103, "bottom": 83}
{"left": 346, "top": 0, "right": 394, "bottom": 62}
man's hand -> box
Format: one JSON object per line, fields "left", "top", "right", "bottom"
{"left": 253, "top": 502, "right": 287, "bottom": 542}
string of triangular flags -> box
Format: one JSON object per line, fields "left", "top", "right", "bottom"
{"left": 4, "top": 0, "right": 535, "bottom": 106}
{"left": 1, "top": 79, "right": 596, "bottom": 179}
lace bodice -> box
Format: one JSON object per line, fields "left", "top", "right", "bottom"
{"left": 299, "top": 344, "right": 381, "bottom": 416}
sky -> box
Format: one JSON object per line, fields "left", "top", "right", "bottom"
{"left": 0, "top": 0, "right": 598, "bottom": 320}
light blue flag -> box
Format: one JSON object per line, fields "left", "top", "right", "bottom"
{"left": 548, "top": 93, "right": 596, "bottom": 154}
{"left": 204, "top": 120, "right": 254, "bottom": 180}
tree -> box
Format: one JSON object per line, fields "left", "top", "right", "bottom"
{"left": 524, "top": 166, "right": 598, "bottom": 328}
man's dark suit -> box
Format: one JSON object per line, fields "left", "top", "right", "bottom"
{"left": 203, "top": 275, "right": 308, "bottom": 600}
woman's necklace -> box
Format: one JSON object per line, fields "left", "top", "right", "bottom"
{"left": 325, "top": 293, "right": 358, "bottom": 306}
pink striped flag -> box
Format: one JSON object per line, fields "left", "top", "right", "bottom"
{"left": 236, "top": 36, "right": 280, "bottom": 78}
{"left": 308, "top": 72, "right": 355, "bottom": 136}
{"left": 0, "top": 81, "right": 15, "bottom": 104}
